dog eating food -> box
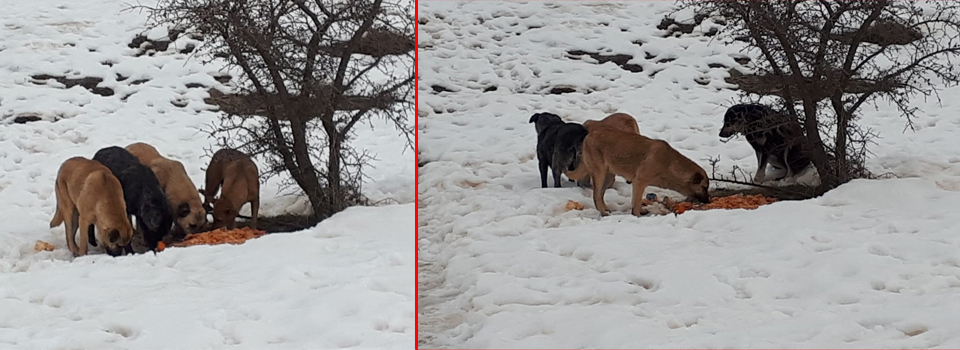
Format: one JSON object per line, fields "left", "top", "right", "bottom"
{"left": 202, "top": 149, "right": 261, "bottom": 230}
{"left": 171, "top": 227, "right": 266, "bottom": 248}
{"left": 126, "top": 142, "right": 207, "bottom": 237}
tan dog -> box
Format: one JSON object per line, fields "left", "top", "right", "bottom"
{"left": 583, "top": 112, "right": 640, "bottom": 134}
{"left": 125, "top": 142, "right": 206, "bottom": 235}
{"left": 50, "top": 157, "right": 134, "bottom": 256}
{"left": 201, "top": 149, "right": 260, "bottom": 230}
{"left": 566, "top": 125, "right": 710, "bottom": 217}
{"left": 575, "top": 113, "right": 641, "bottom": 187}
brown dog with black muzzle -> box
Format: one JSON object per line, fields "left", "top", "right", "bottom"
{"left": 566, "top": 124, "right": 710, "bottom": 217}
{"left": 125, "top": 142, "right": 207, "bottom": 236}
{"left": 50, "top": 157, "right": 134, "bottom": 256}
{"left": 201, "top": 149, "right": 260, "bottom": 230}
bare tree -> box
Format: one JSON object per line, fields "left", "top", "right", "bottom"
{"left": 140, "top": 0, "right": 414, "bottom": 222}
{"left": 685, "top": 0, "right": 960, "bottom": 191}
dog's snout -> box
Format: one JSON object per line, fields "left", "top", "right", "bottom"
{"left": 718, "top": 127, "right": 733, "bottom": 138}
{"left": 694, "top": 193, "right": 710, "bottom": 204}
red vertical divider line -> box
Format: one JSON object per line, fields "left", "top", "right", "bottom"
{"left": 413, "top": 0, "right": 420, "bottom": 347}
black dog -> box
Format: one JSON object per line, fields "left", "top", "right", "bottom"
{"left": 719, "top": 104, "right": 811, "bottom": 183}
{"left": 93, "top": 146, "right": 173, "bottom": 253}
{"left": 529, "top": 112, "right": 588, "bottom": 188}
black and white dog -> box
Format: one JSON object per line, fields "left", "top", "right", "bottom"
{"left": 719, "top": 104, "right": 811, "bottom": 183}
{"left": 529, "top": 112, "right": 588, "bottom": 188}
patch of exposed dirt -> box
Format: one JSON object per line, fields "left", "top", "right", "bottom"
{"left": 567, "top": 50, "right": 643, "bottom": 73}
{"left": 30, "top": 74, "right": 114, "bottom": 96}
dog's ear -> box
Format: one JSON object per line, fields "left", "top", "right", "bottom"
{"left": 690, "top": 172, "right": 705, "bottom": 184}
{"left": 529, "top": 113, "right": 541, "bottom": 123}
{"left": 177, "top": 203, "right": 191, "bottom": 218}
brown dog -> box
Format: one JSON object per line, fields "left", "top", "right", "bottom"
{"left": 583, "top": 112, "right": 640, "bottom": 134}
{"left": 566, "top": 125, "right": 710, "bottom": 217}
{"left": 201, "top": 149, "right": 260, "bottom": 230}
{"left": 575, "top": 113, "right": 641, "bottom": 187}
{"left": 125, "top": 142, "right": 206, "bottom": 235}
{"left": 50, "top": 157, "right": 134, "bottom": 256}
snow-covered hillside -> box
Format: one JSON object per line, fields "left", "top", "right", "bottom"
{"left": 418, "top": 1, "right": 960, "bottom": 348}
{"left": 0, "top": 0, "right": 414, "bottom": 348}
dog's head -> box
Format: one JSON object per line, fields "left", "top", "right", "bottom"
{"left": 683, "top": 171, "right": 711, "bottom": 204}
{"left": 175, "top": 201, "right": 207, "bottom": 237}
{"left": 210, "top": 197, "right": 240, "bottom": 230}
{"left": 528, "top": 112, "right": 564, "bottom": 134}
{"left": 139, "top": 194, "right": 174, "bottom": 249}
{"left": 720, "top": 104, "right": 769, "bottom": 138}
{"left": 99, "top": 218, "right": 134, "bottom": 257}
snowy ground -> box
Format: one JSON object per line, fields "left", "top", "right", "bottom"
{"left": 418, "top": 1, "right": 960, "bottom": 348}
{"left": 0, "top": 0, "right": 413, "bottom": 348}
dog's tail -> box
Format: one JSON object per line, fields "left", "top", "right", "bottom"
{"left": 564, "top": 162, "right": 589, "bottom": 181}
{"left": 50, "top": 205, "right": 63, "bottom": 228}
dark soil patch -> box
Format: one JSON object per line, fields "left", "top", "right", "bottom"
{"left": 710, "top": 184, "right": 819, "bottom": 201}
{"left": 483, "top": 86, "right": 497, "bottom": 92}
{"left": 13, "top": 115, "right": 42, "bottom": 124}
{"left": 128, "top": 28, "right": 197, "bottom": 57}
{"left": 30, "top": 74, "right": 114, "bottom": 97}
{"left": 236, "top": 214, "right": 316, "bottom": 234}
{"left": 431, "top": 85, "right": 454, "bottom": 93}
{"left": 185, "top": 83, "right": 206, "bottom": 89}
{"left": 707, "top": 63, "right": 727, "bottom": 69}
{"left": 129, "top": 34, "right": 171, "bottom": 56}
{"left": 212, "top": 74, "right": 232, "bottom": 84}
{"left": 549, "top": 87, "right": 577, "bottom": 95}
{"left": 658, "top": 13, "right": 719, "bottom": 37}
{"left": 130, "top": 79, "right": 150, "bottom": 85}
{"left": 567, "top": 50, "right": 642, "bottom": 73}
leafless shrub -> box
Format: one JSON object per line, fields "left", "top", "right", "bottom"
{"left": 686, "top": 0, "right": 960, "bottom": 192}
{"left": 137, "top": 0, "right": 414, "bottom": 222}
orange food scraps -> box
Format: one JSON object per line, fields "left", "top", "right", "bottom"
{"left": 157, "top": 241, "right": 166, "bottom": 252}
{"left": 171, "top": 227, "right": 267, "bottom": 248}
{"left": 671, "top": 194, "right": 777, "bottom": 214}
{"left": 34, "top": 240, "right": 55, "bottom": 252}
{"left": 565, "top": 200, "right": 585, "bottom": 211}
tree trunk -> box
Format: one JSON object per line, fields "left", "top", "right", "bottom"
{"left": 798, "top": 99, "right": 836, "bottom": 193}
{"left": 831, "top": 96, "right": 849, "bottom": 185}
{"left": 327, "top": 134, "right": 345, "bottom": 216}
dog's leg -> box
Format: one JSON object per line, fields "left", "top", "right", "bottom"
{"left": 65, "top": 207, "right": 80, "bottom": 256}
{"left": 780, "top": 147, "right": 794, "bottom": 180}
{"left": 591, "top": 168, "right": 611, "bottom": 216}
{"left": 249, "top": 198, "right": 259, "bottom": 231}
{"left": 576, "top": 176, "right": 593, "bottom": 189}
{"left": 754, "top": 151, "right": 769, "bottom": 183}
{"left": 552, "top": 164, "right": 562, "bottom": 188}
{"left": 630, "top": 178, "right": 651, "bottom": 217}
{"left": 538, "top": 160, "right": 549, "bottom": 188}
{"left": 77, "top": 218, "right": 91, "bottom": 256}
